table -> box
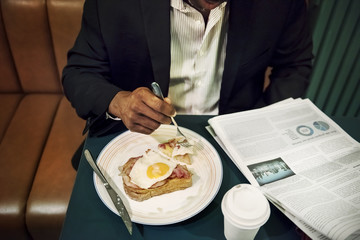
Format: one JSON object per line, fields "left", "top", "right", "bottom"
{"left": 60, "top": 115, "right": 360, "bottom": 240}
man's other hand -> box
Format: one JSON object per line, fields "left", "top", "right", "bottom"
{"left": 108, "top": 87, "right": 176, "bottom": 134}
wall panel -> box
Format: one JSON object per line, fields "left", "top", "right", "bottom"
{"left": 306, "top": 0, "right": 360, "bottom": 117}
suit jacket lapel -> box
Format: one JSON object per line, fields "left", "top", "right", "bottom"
{"left": 220, "top": 0, "right": 254, "bottom": 110}
{"left": 140, "top": 0, "right": 171, "bottom": 95}
{"left": 140, "top": 0, "right": 254, "bottom": 104}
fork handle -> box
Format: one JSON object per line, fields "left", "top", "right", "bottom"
{"left": 170, "top": 116, "right": 178, "bottom": 127}
{"left": 151, "top": 82, "right": 179, "bottom": 128}
{"left": 151, "top": 82, "right": 165, "bottom": 100}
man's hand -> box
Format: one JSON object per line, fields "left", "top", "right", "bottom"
{"left": 108, "top": 87, "right": 176, "bottom": 134}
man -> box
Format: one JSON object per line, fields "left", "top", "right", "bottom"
{"left": 62, "top": 0, "right": 313, "bottom": 137}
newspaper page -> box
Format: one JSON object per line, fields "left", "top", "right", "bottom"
{"left": 208, "top": 98, "right": 360, "bottom": 240}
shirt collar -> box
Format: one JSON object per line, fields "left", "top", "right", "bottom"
{"left": 171, "top": 0, "right": 186, "bottom": 11}
{"left": 171, "top": 0, "right": 227, "bottom": 12}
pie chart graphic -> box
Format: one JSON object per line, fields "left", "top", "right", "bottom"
{"left": 313, "top": 121, "right": 330, "bottom": 131}
{"left": 296, "top": 125, "right": 314, "bottom": 136}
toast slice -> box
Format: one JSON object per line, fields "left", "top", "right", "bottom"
{"left": 119, "top": 154, "right": 192, "bottom": 202}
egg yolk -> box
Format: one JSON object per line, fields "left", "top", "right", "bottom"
{"left": 147, "top": 162, "right": 170, "bottom": 179}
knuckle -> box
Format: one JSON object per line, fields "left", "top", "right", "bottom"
{"left": 133, "top": 87, "right": 148, "bottom": 97}
{"left": 153, "top": 99, "right": 163, "bottom": 110}
{"left": 131, "top": 104, "right": 143, "bottom": 114}
{"left": 164, "top": 117, "right": 172, "bottom": 125}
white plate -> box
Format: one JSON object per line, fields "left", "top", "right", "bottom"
{"left": 93, "top": 125, "right": 223, "bottom": 225}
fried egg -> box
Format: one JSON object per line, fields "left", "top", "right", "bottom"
{"left": 129, "top": 150, "right": 176, "bottom": 189}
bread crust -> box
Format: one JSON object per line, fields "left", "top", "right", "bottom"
{"left": 123, "top": 176, "right": 192, "bottom": 201}
{"left": 119, "top": 156, "right": 192, "bottom": 202}
{"left": 174, "top": 154, "right": 191, "bottom": 165}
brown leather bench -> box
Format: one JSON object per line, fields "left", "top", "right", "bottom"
{"left": 0, "top": 0, "right": 85, "bottom": 239}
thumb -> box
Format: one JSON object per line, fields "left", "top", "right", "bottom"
{"left": 164, "top": 97, "right": 172, "bottom": 105}
{"left": 164, "top": 97, "right": 177, "bottom": 117}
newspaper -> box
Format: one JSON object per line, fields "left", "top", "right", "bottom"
{"left": 207, "top": 98, "right": 360, "bottom": 240}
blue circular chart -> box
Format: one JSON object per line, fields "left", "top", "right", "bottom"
{"left": 313, "top": 121, "right": 330, "bottom": 131}
{"left": 296, "top": 125, "right": 314, "bottom": 136}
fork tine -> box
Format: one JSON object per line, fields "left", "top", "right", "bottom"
{"left": 179, "top": 141, "right": 191, "bottom": 147}
{"left": 176, "top": 129, "right": 192, "bottom": 147}
{"left": 171, "top": 117, "right": 192, "bottom": 146}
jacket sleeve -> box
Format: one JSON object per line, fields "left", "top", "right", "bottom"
{"left": 62, "top": 0, "right": 123, "bottom": 135}
{"left": 62, "top": 0, "right": 121, "bottom": 121}
{"left": 256, "top": 0, "right": 313, "bottom": 107}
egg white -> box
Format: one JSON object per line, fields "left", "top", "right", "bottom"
{"left": 129, "top": 150, "right": 177, "bottom": 189}
{"left": 172, "top": 143, "right": 194, "bottom": 157}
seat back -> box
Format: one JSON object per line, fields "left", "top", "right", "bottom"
{"left": 1, "top": 0, "right": 60, "bottom": 93}
{"left": 306, "top": 0, "right": 360, "bottom": 117}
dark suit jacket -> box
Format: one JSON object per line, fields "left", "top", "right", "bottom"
{"left": 62, "top": 0, "right": 313, "bottom": 135}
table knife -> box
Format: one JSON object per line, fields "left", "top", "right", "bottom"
{"left": 84, "top": 149, "right": 132, "bottom": 235}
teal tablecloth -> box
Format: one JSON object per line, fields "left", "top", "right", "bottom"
{"left": 60, "top": 115, "right": 359, "bottom": 240}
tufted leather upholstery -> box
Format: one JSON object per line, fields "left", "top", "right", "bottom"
{"left": 0, "top": 0, "right": 85, "bottom": 239}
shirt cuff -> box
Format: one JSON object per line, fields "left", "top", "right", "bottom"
{"left": 105, "top": 112, "right": 122, "bottom": 121}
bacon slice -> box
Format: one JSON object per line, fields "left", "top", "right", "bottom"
{"left": 149, "top": 180, "right": 167, "bottom": 189}
{"left": 123, "top": 175, "right": 141, "bottom": 189}
{"left": 169, "top": 165, "right": 191, "bottom": 179}
{"left": 158, "top": 138, "right": 177, "bottom": 149}
{"left": 119, "top": 156, "right": 141, "bottom": 176}
{"left": 121, "top": 156, "right": 191, "bottom": 189}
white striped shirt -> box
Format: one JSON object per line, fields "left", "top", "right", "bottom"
{"left": 169, "top": 0, "right": 228, "bottom": 114}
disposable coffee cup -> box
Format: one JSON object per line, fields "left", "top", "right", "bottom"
{"left": 221, "top": 184, "right": 270, "bottom": 240}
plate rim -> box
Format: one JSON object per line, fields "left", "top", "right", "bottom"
{"left": 93, "top": 125, "right": 223, "bottom": 225}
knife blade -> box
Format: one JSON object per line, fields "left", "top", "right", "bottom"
{"left": 84, "top": 149, "right": 132, "bottom": 235}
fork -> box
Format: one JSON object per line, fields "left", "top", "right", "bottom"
{"left": 151, "top": 82, "right": 192, "bottom": 147}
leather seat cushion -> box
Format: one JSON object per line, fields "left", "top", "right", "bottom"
{"left": 0, "top": 94, "right": 23, "bottom": 141}
{"left": 26, "top": 97, "right": 85, "bottom": 240}
{"left": 0, "top": 94, "right": 62, "bottom": 239}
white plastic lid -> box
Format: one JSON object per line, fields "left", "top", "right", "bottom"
{"left": 222, "top": 184, "right": 270, "bottom": 229}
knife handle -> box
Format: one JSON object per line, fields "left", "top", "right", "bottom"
{"left": 84, "top": 149, "right": 133, "bottom": 235}
{"left": 84, "top": 149, "right": 107, "bottom": 184}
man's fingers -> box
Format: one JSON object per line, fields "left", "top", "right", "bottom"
{"left": 132, "top": 89, "right": 173, "bottom": 124}
{"left": 123, "top": 117, "right": 160, "bottom": 134}
{"left": 108, "top": 87, "right": 175, "bottom": 134}
{"left": 163, "top": 97, "right": 177, "bottom": 117}
{"left": 141, "top": 90, "right": 176, "bottom": 118}
{"left": 131, "top": 88, "right": 174, "bottom": 123}
{"left": 164, "top": 97, "right": 172, "bottom": 105}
